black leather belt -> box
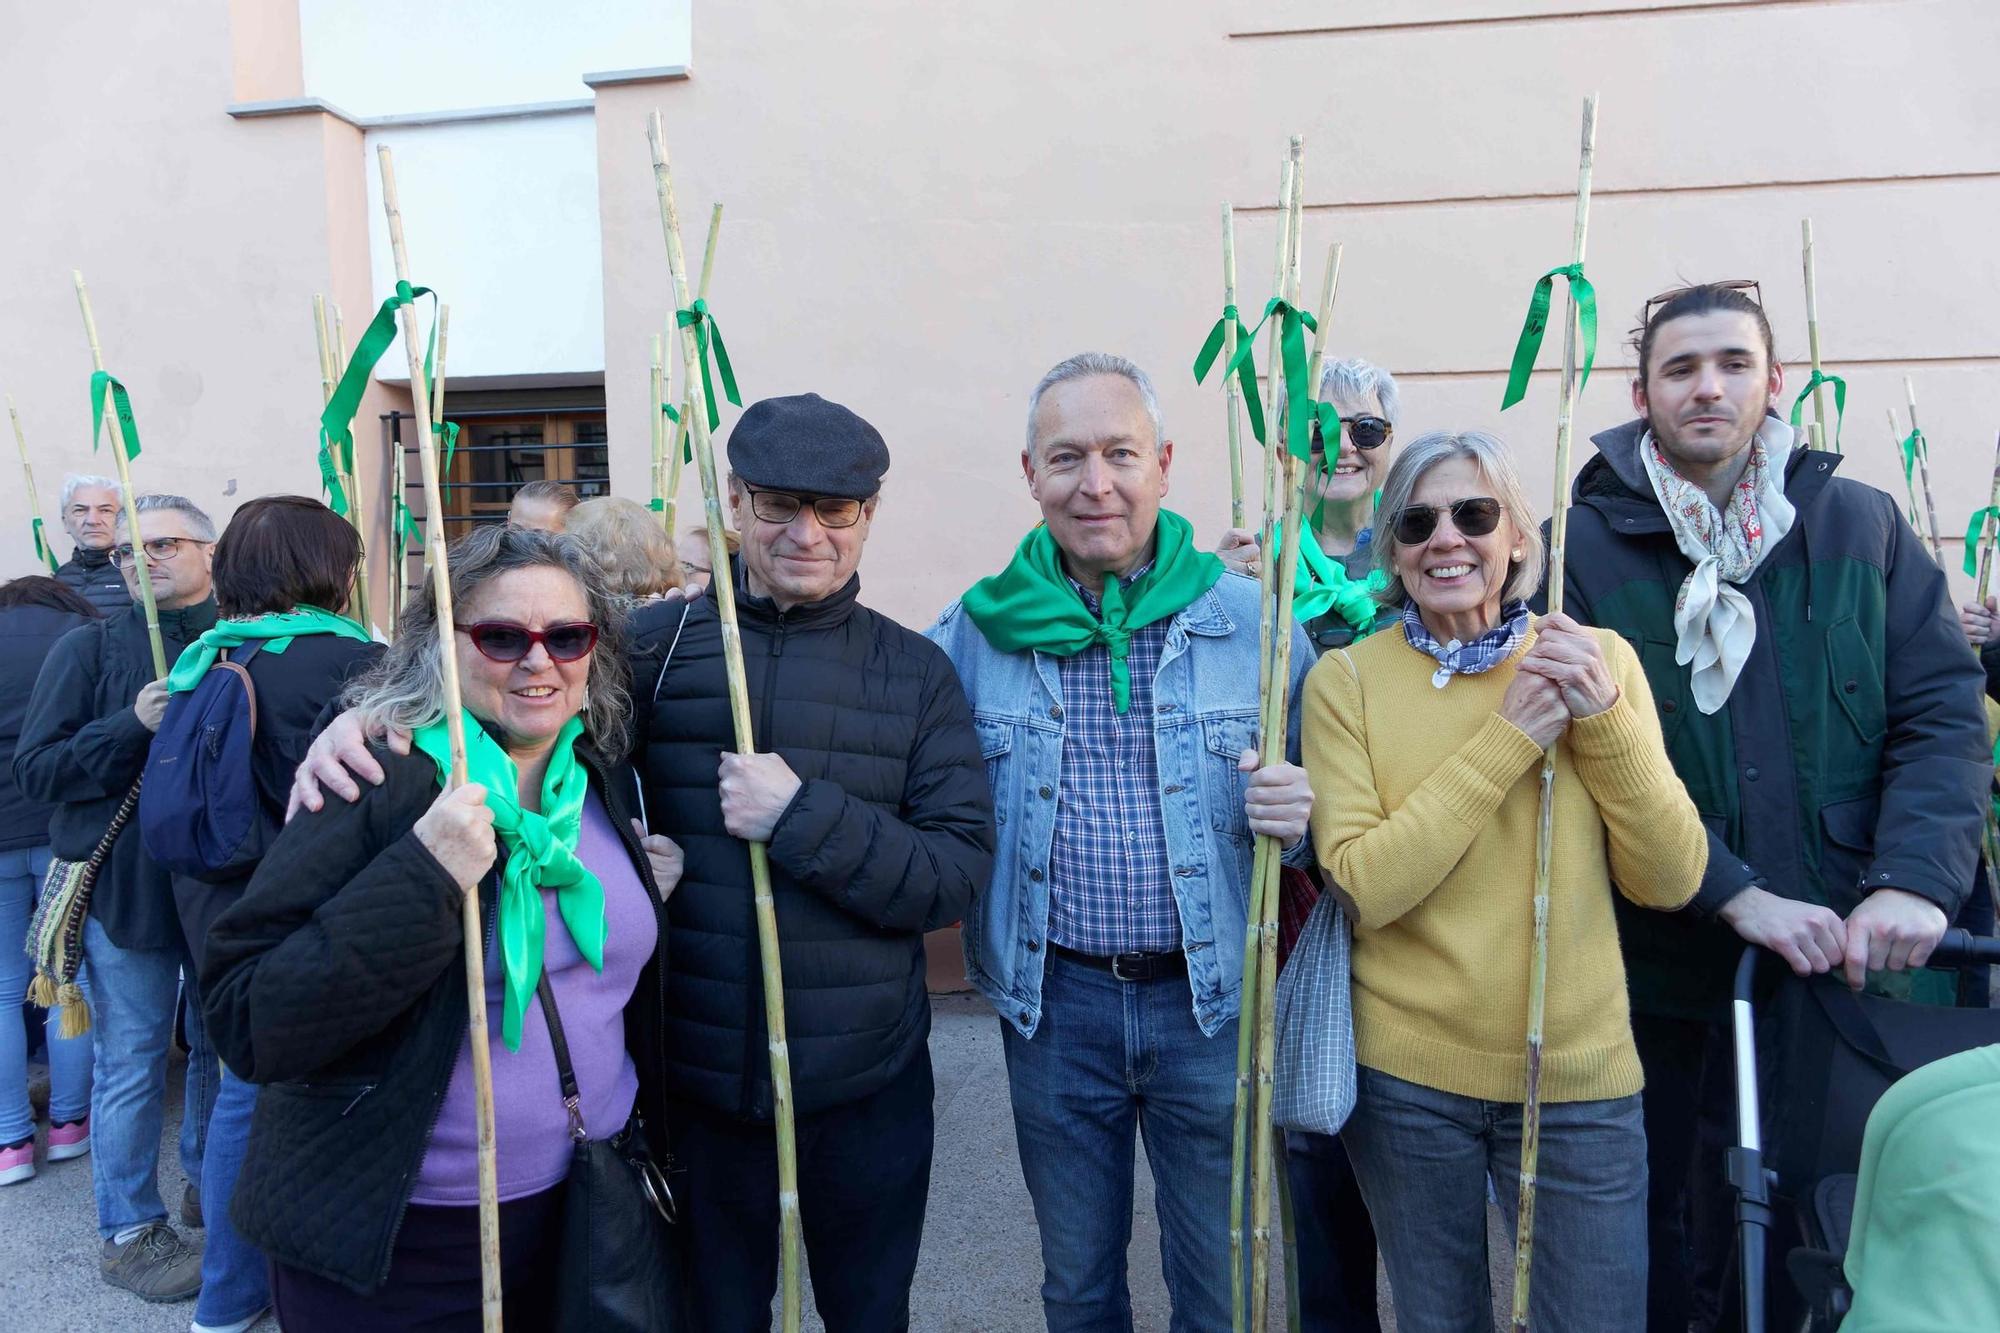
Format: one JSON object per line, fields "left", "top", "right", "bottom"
{"left": 1049, "top": 943, "right": 1188, "bottom": 983}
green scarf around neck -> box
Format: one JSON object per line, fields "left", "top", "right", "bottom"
{"left": 411, "top": 711, "right": 605, "bottom": 1052}
{"left": 960, "top": 509, "right": 1224, "bottom": 712}
{"left": 165, "top": 606, "right": 373, "bottom": 694}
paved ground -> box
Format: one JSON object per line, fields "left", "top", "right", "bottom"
{"left": 0, "top": 995, "right": 1515, "bottom": 1331}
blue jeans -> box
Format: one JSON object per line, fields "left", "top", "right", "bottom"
{"left": 194, "top": 1060, "right": 270, "bottom": 1324}
{"left": 1, "top": 846, "right": 94, "bottom": 1144}
{"left": 1001, "top": 952, "right": 1237, "bottom": 1333}
{"left": 1340, "top": 1066, "right": 1647, "bottom": 1333}
{"left": 81, "top": 915, "right": 217, "bottom": 1238}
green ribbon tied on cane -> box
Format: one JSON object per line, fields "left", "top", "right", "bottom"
{"left": 30, "top": 516, "right": 59, "bottom": 573}
{"left": 319, "top": 281, "right": 437, "bottom": 516}
{"left": 1500, "top": 264, "right": 1597, "bottom": 410}
{"left": 648, "top": 497, "right": 665, "bottom": 512}
{"left": 394, "top": 491, "right": 423, "bottom": 553}
{"left": 1963, "top": 506, "right": 2000, "bottom": 578}
{"left": 1897, "top": 429, "right": 1925, "bottom": 481}
{"left": 662, "top": 399, "right": 692, "bottom": 464}
{"left": 1226, "top": 297, "right": 1320, "bottom": 462}
{"left": 675, "top": 299, "right": 741, "bottom": 431}
{"left": 1786, "top": 369, "right": 1848, "bottom": 451}
{"left": 89, "top": 371, "right": 142, "bottom": 461}
{"left": 1192, "top": 304, "right": 1268, "bottom": 446}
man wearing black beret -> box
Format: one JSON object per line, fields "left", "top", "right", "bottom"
{"left": 292, "top": 392, "right": 996, "bottom": 1330}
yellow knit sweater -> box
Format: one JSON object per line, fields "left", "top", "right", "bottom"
{"left": 1303, "top": 621, "right": 1706, "bottom": 1103}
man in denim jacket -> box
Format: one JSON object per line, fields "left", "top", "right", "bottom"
{"left": 928, "top": 352, "right": 1315, "bottom": 1329}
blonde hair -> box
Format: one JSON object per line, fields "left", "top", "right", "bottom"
{"left": 565, "top": 497, "right": 683, "bottom": 597}
{"left": 680, "top": 524, "right": 742, "bottom": 555}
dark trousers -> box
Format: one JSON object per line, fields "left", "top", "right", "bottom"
{"left": 268, "top": 1187, "right": 562, "bottom": 1332}
{"left": 1284, "top": 1130, "right": 1380, "bottom": 1332}
{"left": 672, "top": 1050, "right": 935, "bottom": 1333}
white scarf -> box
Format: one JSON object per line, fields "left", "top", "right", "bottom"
{"left": 1639, "top": 418, "right": 1797, "bottom": 714}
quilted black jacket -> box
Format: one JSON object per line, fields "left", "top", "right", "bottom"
{"left": 628, "top": 567, "right": 993, "bottom": 1122}
{"left": 201, "top": 740, "right": 669, "bottom": 1293}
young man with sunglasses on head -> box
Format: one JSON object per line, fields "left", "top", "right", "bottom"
{"left": 15, "top": 493, "right": 222, "bottom": 1306}
{"left": 292, "top": 393, "right": 995, "bottom": 1332}
{"left": 1543, "top": 282, "right": 1988, "bottom": 1330}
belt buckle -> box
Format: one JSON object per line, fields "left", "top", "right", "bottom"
{"left": 1111, "top": 952, "right": 1149, "bottom": 983}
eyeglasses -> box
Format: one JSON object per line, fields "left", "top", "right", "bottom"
{"left": 111, "top": 536, "right": 211, "bottom": 568}
{"left": 1310, "top": 415, "right": 1393, "bottom": 453}
{"left": 457, "top": 620, "right": 600, "bottom": 663}
{"left": 679, "top": 561, "right": 710, "bottom": 579}
{"left": 1391, "top": 497, "right": 1504, "bottom": 546}
{"left": 1642, "top": 279, "right": 1763, "bottom": 327}
{"left": 744, "top": 485, "right": 867, "bottom": 530}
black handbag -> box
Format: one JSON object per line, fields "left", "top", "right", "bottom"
{"left": 536, "top": 971, "right": 686, "bottom": 1331}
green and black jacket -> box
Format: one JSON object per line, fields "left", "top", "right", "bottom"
{"left": 1551, "top": 417, "right": 1989, "bottom": 1021}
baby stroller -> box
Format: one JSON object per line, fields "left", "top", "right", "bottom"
{"left": 1727, "top": 929, "right": 2000, "bottom": 1332}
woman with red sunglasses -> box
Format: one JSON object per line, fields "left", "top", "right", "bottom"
{"left": 1300, "top": 429, "right": 1707, "bottom": 1329}
{"left": 201, "top": 523, "right": 684, "bottom": 1330}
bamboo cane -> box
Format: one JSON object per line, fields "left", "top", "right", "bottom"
{"left": 331, "top": 299, "right": 373, "bottom": 629}
{"left": 651, "top": 333, "right": 669, "bottom": 533}
{"left": 376, "top": 146, "right": 503, "bottom": 1333}
{"left": 665, "top": 202, "right": 723, "bottom": 535}
{"left": 316, "top": 296, "right": 375, "bottom": 629}
{"left": 393, "top": 441, "right": 410, "bottom": 626}
{"left": 1511, "top": 93, "right": 1597, "bottom": 1333}
{"left": 9, "top": 395, "right": 58, "bottom": 573}
{"left": 1903, "top": 379, "right": 1946, "bottom": 569}
{"left": 1224, "top": 203, "right": 1247, "bottom": 530}
{"left": 1800, "top": 220, "right": 1835, "bottom": 452}
{"left": 72, "top": 274, "right": 167, "bottom": 679}
{"left": 425, "top": 306, "right": 452, "bottom": 573}
{"left": 1232, "top": 147, "right": 1298, "bottom": 1333}
{"left": 313, "top": 295, "right": 337, "bottom": 408}
{"left": 1886, "top": 409, "right": 1929, "bottom": 548}
{"left": 648, "top": 109, "right": 804, "bottom": 1333}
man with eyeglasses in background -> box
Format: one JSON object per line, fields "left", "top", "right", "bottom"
{"left": 1543, "top": 281, "right": 1987, "bottom": 1330}
{"left": 53, "top": 474, "right": 132, "bottom": 615}
{"left": 292, "top": 393, "right": 995, "bottom": 1331}
{"left": 15, "top": 493, "right": 222, "bottom": 1306}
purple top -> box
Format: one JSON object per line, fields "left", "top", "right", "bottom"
{"left": 412, "top": 789, "right": 657, "bottom": 1205}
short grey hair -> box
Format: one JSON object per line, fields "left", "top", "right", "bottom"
{"left": 60, "top": 474, "right": 120, "bottom": 510}
{"left": 345, "top": 524, "right": 633, "bottom": 755}
{"left": 1373, "top": 430, "right": 1546, "bottom": 609}
{"left": 1025, "top": 352, "right": 1162, "bottom": 456}
{"left": 1318, "top": 358, "right": 1401, "bottom": 429}
{"left": 116, "top": 493, "right": 216, "bottom": 542}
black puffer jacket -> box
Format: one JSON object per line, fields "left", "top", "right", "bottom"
{"left": 630, "top": 567, "right": 994, "bottom": 1121}
{"left": 55, "top": 546, "right": 131, "bottom": 616}
{"left": 0, "top": 604, "right": 98, "bottom": 852}
{"left": 13, "top": 599, "right": 217, "bottom": 950}
{"left": 202, "top": 741, "right": 668, "bottom": 1293}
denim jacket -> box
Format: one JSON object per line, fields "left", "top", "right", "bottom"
{"left": 927, "top": 571, "right": 1314, "bottom": 1038}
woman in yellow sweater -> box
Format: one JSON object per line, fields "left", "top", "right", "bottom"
{"left": 1302, "top": 429, "right": 1707, "bottom": 1331}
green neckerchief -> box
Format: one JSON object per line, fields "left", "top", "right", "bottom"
{"left": 165, "top": 606, "right": 373, "bottom": 694}
{"left": 411, "top": 712, "right": 605, "bottom": 1051}
{"left": 1275, "top": 524, "right": 1389, "bottom": 632}
{"left": 960, "top": 509, "right": 1224, "bottom": 712}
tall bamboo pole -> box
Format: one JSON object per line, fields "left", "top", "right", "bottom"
{"left": 9, "top": 395, "right": 58, "bottom": 573}
{"left": 1224, "top": 203, "right": 1247, "bottom": 529}
{"left": 313, "top": 295, "right": 337, "bottom": 407}
{"left": 1232, "top": 146, "right": 1298, "bottom": 1333}
{"left": 316, "top": 296, "right": 374, "bottom": 629}
{"left": 1800, "top": 220, "right": 1835, "bottom": 452}
{"left": 73, "top": 274, "right": 166, "bottom": 678}
{"left": 377, "top": 146, "right": 503, "bottom": 1333}
{"left": 1886, "top": 409, "right": 1929, "bottom": 547}
{"left": 648, "top": 109, "right": 803, "bottom": 1333}
{"left": 1903, "top": 379, "right": 1946, "bottom": 569}
{"left": 651, "top": 333, "right": 669, "bottom": 533}
{"left": 425, "top": 306, "right": 452, "bottom": 573}
{"left": 1512, "top": 94, "right": 1597, "bottom": 1332}
{"left": 664, "top": 202, "right": 724, "bottom": 538}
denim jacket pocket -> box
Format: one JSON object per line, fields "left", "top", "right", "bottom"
{"left": 1201, "top": 713, "right": 1259, "bottom": 840}
{"left": 974, "top": 716, "right": 1015, "bottom": 828}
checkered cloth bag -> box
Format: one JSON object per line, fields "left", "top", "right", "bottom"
{"left": 26, "top": 780, "right": 141, "bottom": 1039}
{"left": 1271, "top": 888, "right": 1355, "bottom": 1136}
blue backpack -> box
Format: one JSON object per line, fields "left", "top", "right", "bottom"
{"left": 140, "top": 642, "right": 275, "bottom": 878}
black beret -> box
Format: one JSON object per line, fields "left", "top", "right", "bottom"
{"left": 725, "top": 393, "right": 890, "bottom": 500}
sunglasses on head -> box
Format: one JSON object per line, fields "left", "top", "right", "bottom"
{"left": 458, "top": 620, "right": 599, "bottom": 663}
{"left": 1310, "top": 415, "right": 1393, "bottom": 453}
{"left": 1391, "top": 497, "right": 1504, "bottom": 546}
{"left": 1641, "top": 278, "right": 1763, "bottom": 327}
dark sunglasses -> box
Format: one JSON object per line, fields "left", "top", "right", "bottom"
{"left": 1642, "top": 278, "right": 1763, "bottom": 327}
{"left": 458, "top": 620, "right": 600, "bottom": 663}
{"left": 1391, "top": 497, "right": 1504, "bottom": 546}
{"left": 1310, "top": 415, "right": 1392, "bottom": 454}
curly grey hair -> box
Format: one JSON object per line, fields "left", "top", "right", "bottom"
{"left": 345, "top": 524, "right": 632, "bottom": 754}
{"left": 1373, "top": 430, "right": 1546, "bottom": 609}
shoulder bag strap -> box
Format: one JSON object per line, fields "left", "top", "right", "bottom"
{"left": 536, "top": 970, "right": 587, "bottom": 1142}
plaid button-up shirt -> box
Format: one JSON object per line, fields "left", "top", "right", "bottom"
{"left": 1047, "top": 564, "right": 1181, "bottom": 956}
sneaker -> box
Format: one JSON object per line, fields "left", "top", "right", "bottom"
{"left": 181, "top": 1181, "right": 204, "bottom": 1229}
{"left": 0, "top": 1139, "right": 33, "bottom": 1186}
{"left": 192, "top": 1307, "right": 270, "bottom": 1333}
{"left": 46, "top": 1117, "right": 90, "bottom": 1162}
{"left": 100, "top": 1222, "right": 203, "bottom": 1302}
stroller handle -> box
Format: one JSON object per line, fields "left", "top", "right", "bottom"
{"left": 1929, "top": 928, "right": 2000, "bottom": 967}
